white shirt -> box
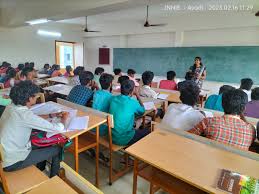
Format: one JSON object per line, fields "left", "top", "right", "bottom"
{"left": 242, "top": 89, "right": 252, "bottom": 101}
{"left": 161, "top": 103, "right": 205, "bottom": 131}
{"left": 139, "top": 85, "right": 159, "bottom": 99}
{"left": 0, "top": 104, "right": 64, "bottom": 167}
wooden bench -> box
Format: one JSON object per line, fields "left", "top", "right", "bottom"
{"left": 0, "top": 145, "right": 48, "bottom": 194}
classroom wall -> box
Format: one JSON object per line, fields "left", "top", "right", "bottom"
{"left": 0, "top": 23, "right": 83, "bottom": 70}
{"left": 83, "top": 26, "right": 259, "bottom": 74}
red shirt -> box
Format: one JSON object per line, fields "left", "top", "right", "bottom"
{"left": 159, "top": 80, "right": 177, "bottom": 90}
{"left": 189, "top": 115, "right": 256, "bottom": 150}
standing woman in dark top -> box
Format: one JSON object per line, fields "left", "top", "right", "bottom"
{"left": 189, "top": 56, "right": 207, "bottom": 88}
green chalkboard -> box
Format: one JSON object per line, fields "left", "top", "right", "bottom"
{"left": 113, "top": 47, "right": 259, "bottom": 84}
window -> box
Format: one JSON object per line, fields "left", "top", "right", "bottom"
{"left": 55, "top": 41, "right": 75, "bottom": 68}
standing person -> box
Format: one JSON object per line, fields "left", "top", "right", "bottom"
{"left": 189, "top": 57, "right": 206, "bottom": 88}
{"left": 127, "top": 69, "right": 139, "bottom": 87}
{"left": 244, "top": 87, "right": 259, "bottom": 118}
{"left": 113, "top": 68, "right": 122, "bottom": 86}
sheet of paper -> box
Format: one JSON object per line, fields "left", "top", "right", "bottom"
{"left": 143, "top": 101, "right": 156, "bottom": 111}
{"left": 67, "top": 116, "right": 89, "bottom": 131}
{"left": 157, "top": 93, "right": 169, "bottom": 100}
{"left": 30, "top": 101, "right": 77, "bottom": 116}
{"left": 203, "top": 110, "right": 214, "bottom": 118}
{"left": 46, "top": 116, "right": 89, "bottom": 138}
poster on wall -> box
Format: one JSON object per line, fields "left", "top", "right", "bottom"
{"left": 99, "top": 48, "right": 110, "bottom": 65}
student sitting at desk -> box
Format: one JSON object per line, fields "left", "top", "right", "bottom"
{"left": 51, "top": 64, "right": 62, "bottom": 77}
{"left": 93, "top": 67, "right": 104, "bottom": 89}
{"left": 70, "top": 66, "right": 84, "bottom": 86}
{"left": 64, "top": 65, "right": 73, "bottom": 77}
{"left": 109, "top": 80, "right": 148, "bottom": 146}
{"left": 39, "top": 63, "right": 50, "bottom": 74}
{"left": 113, "top": 68, "right": 122, "bottom": 86}
{"left": 159, "top": 71, "right": 177, "bottom": 90}
{"left": 67, "top": 71, "right": 94, "bottom": 106}
{"left": 127, "top": 69, "right": 139, "bottom": 87}
{"left": 4, "top": 68, "right": 17, "bottom": 88}
{"left": 0, "top": 81, "right": 68, "bottom": 177}
{"left": 92, "top": 73, "right": 114, "bottom": 136}
{"left": 161, "top": 80, "right": 204, "bottom": 131}
{"left": 189, "top": 89, "right": 256, "bottom": 150}
{"left": 205, "top": 85, "right": 235, "bottom": 112}
{"left": 20, "top": 67, "right": 35, "bottom": 81}
{"left": 240, "top": 78, "right": 253, "bottom": 101}
{"left": 140, "top": 71, "right": 158, "bottom": 99}
{"left": 245, "top": 87, "right": 259, "bottom": 118}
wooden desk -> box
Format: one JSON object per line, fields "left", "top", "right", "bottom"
{"left": 152, "top": 88, "right": 208, "bottom": 106}
{"left": 126, "top": 130, "right": 259, "bottom": 194}
{"left": 43, "top": 84, "right": 73, "bottom": 96}
{"left": 47, "top": 76, "right": 70, "bottom": 84}
{"left": 56, "top": 100, "right": 107, "bottom": 188}
{"left": 204, "top": 108, "right": 259, "bottom": 126}
{"left": 25, "top": 176, "right": 77, "bottom": 194}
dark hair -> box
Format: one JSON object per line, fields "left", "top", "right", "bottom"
{"left": 127, "top": 69, "right": 136, "bottom": 75}
{"left": 219, "top": 85, "right": 235, "bottom": 95}
{"left": 121, "top": 80, "right": 135, "bottom": 96}
{"left": 114, "top": 68, "right": 122, "bottom": 75}
{"left": 24, "top": 62, "right": 30, "bottom": 67}
{"left": 73, "top": 66, "right": 85, "bottom": 76}
{"left": 167, "top": 71, "right": 176, "bottom": 80}
{"left": 29, "top": 62, "right": 35, "bottom": 68}
{"left": 179, "top": 80, "right": 200, "bottom": 106}
{"left": 240, "top": 78, "right": 253, "bottom": 91}
{"left": 1, "top": 61, "right": 8, "bottom": 68}
{"left": 44, "top": 64, "right": 50, "bottom": 69}
{"left": 142, "top": 71, "right": 154, "bottom": 85}
{"left": 17, "top": 64, "right": 24, "bottom": 71}
{"left": 99, "top": 73, "right": 113, "bottom": 90}
{"left": 79, "top": 71, "right": 94, "bottom": 85}
{"left": 6, "top": 68, "right": 16, "bottom": 79}
{"left": 193, "top": 56, "right": 203, "bottom": 69}
{"left": 222, "top": 89, "right": 248, "bottom": 115}
{"left": 94, "top": 67, "right": 104, "bottom": 75}
{"left": 118, "top": 75, "right": 129, "bottom": 85}
{"left": 185, "top": 72, "right": 193, "bottom": 80}
{"left": 66, "top": 65, "right": 72, "bottom": 73}
{"left": 10, "top": 81, "right": 40, "bottom": 106}
{"left": 21, "top": 67, "right": 34, "bottom": 77}
{"left": 251, "top": 87, "right": 259, "bottom": 101}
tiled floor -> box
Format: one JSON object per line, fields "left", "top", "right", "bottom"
{"left": 64, "top": 151, "right": 166, "bottom": 194}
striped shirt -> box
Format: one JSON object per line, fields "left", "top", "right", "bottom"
{"left": 189, "top": 115, "right": 255, "bottom": 150}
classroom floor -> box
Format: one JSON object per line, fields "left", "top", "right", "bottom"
{"left": 64, "top": 151, "right": 167, "bottom": 194}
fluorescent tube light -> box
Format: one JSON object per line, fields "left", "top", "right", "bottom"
{"left": 37, "top": 30, "right": 62, "bottom": 37}
{"left": 26, "top": 18, "right": 50, "bottom": 25}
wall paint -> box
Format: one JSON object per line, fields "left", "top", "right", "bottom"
{"left": 0, "top": 23, "right": 83, "bottom": 70}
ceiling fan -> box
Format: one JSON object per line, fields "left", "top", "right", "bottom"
{"left": 83, "top": 16, "right": 100, "bottom": 32}
{"left": 144, "top": 5, "right": 167, "bottom": 27}
{"left": 256, "top": 11, "right": 259, "bottom": 16}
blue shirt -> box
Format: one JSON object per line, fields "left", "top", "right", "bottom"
{"left": 92, "top": 90, "right": 113, "bottom": 136}
{"left": 205, "top": 94, "right": 224, "bottom": 112}
{"left": 67, "top": 85, "right": 93, "bottom": 106}
{"left": 109, "top": 95, "right": 145, "bottom": 146}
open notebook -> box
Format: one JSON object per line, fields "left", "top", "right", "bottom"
{"left": 30, "top": 102, "right": 89, "bottom": 137}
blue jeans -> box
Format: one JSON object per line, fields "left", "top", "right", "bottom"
{"left": 127, "top": 128, "right": 150, "bottom": 146}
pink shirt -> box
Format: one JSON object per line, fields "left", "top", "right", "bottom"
{"left": 159, "top": 80, "right": 177, "bottom": 90}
